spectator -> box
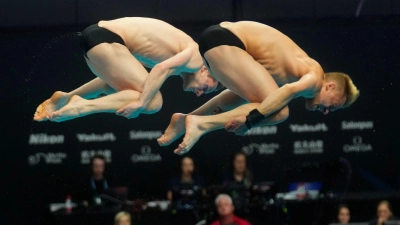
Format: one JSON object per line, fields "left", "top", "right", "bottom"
{"left": 223, "top": 151, "right": 253, "bottom": 188}
{"left": 210, "top": 194, "right": 251, "bottom": 225}
{"left": 83, "top": 155, "right": 109, "bottom": 206}
{"left": 337, "top": 204, "right": 351, "bottom": 224}
{"left": 369, "top": 200, "right": 398, "bottom": 225}
{"left": 167, "top": 156, "right": 205, "bottom": 225}
{"left": 114, "top": 211, "right": 131, "bottom": 225}
{"left": 167, "top": 156, "right": 206, "bottom": 201}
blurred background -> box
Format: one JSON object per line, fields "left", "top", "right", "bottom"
{"left": 1, "top": 0, "right": 399, "bottom": 225}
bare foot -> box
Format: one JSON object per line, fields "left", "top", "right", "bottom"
{"left": 48, "top": 95, "right": 86, "bottom": 122}
{"left": 33, "top": 91, "right": 69, "bottom": 121}
{"left": 157, "top": 113, "right": 187, "bottom": 146}
{"left": 174, "top": 115, "right": 207, "bottom": 155}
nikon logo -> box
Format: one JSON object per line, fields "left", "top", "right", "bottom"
{"left": 29, "top": 133, "right": 64, "bottom": 145}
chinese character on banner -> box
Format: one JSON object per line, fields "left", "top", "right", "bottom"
{"left": 81, "top": 150, "right": 89, "bottom": 158}
{"left": 316, "top": 140, "right": 323, "bottom": 148}
{"left": 103, "top": 150, "right": 112, "bottom": 163}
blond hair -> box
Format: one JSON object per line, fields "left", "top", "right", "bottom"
{"left": 114, "top": 211, "right": 131, "bottom": 225}
{"left": 325, "top": 72, "right": 360, "bottom": 108}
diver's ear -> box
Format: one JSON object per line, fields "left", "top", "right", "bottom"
{"left": 326, "top": 82, "right": 336, "bottom": 90}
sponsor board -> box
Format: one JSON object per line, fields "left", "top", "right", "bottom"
{"left": 129, "top": 130, "right": 162, "bottom": 140}
{"left": 245, "top": 126, "right": 277, "bottom": 136}
{"left": 28, "top": 152, "right": 67, "bottom": 165}
{"left": 341, "top": 121, "right": 374, "bottom": 130}
{"left": 131, "top": 145, "right": 162, "bottom": 163}
{"left": 343, "top": 136, "right": 373, "bottom": 153}
{"left": 80, "top": 149, "right": 112, "bottom": 164}
{"left": 29, "top": 133, "right": 64, "bottom": 145}
{"left": 290, "top": 123, "right": 328, "bottom": 133}
{"left": 76, "top": 132, "right": 116, "bottom": 142}
{"left": 293, "top": 140, "right": 324, "bottom": 155}
{"left": 241, "top": 143, "right": 280, "bottom": 155}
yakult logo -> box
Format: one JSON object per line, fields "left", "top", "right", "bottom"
{"left": 76, "top": 133, "right": 116, "bottom": 142}
{"left": 293, "top": 140, "right": 324, "bottom": 155}
{"left": 80, "top": 149, "right": 112, "bottom": 164}
{"left": 290, "top": 123, "right": 328, "bottom": 133}
{"left": 129, "top": 130, "right": 163, "bottom": 140}
{"left": 28, "top": 152, "right": 67, "bottom": 165}
{"left": 343, "top": 136, "right": 373, "bottom": 153}
{"left": 341, "top": 121, "right": 374, "bottom": 130}
{"left": 29, "top": 133, "right": 64, "bottom": 145}
{"left": 131, "top": 145, "right": 162, "bottom": 163}
{"left": 246, "top": 126, "right": 277, "bottom": 136}
{"left": 242, "top": 143, "right": 280, "bottom": 155}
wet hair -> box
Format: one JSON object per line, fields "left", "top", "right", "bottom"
{"left": 324, "top": 72, "right": 359, "bottom": 108}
